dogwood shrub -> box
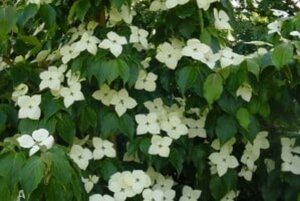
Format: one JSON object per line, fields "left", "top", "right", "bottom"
{"left": 0, "top": 0, "right": 300, "bottom": 200}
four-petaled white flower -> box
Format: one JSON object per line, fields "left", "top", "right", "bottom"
{"left": 74, "top": 32, "right": 101, "bottom": 55}
{"left": 39, "top": 66, "right": 64, "bottom": 91}
{"left": 267, "top": 20, "right": 282, "bottom": 35}
{"left": 166, "top": 0, "right": 189, "bottom": 9}
{"left": 89, "top": 194, "right": 115, "bottom": 201}
{"left": 209, "top": 145, "right": 239, "bottom": 176}
{"left": 60, "top": 83, "right": 85, "bottom": 108}
{"left": 219, "top": 48, "right": 244, "bottom": 68}
{"left": 99, "top": 31, "right": 127, "bottom": 57}
{"left": 82, "top": 175, "right": 99, "bottom": 193}
{"left": 196, "top": 0, "right": 219, "bottom": 10}
{"left": 236, "top": 83, "right": 253, "bottom": 102}
{"left": 17, "top": 95, "right": 41, "bottom": 120}
{"left": 135, "top": 113, "right": 160, "bottom": 135}
{"left": 110, "top": 89, "right": 137, "bottom": 116}
{"left": 134, "top": 70, "right": 157, "bottom": 92}
{"left": 109, "top": 5, "right": 136, "bottom": 25}
{"left": 130, "top": 26, "right": 149, "bottom": 49}
{"left": 92, "top": 137, "right": 116, "bottom": 160}
{"left": 92, "top": 84, "right": 117, "bottom": 106}
{"left": 142, "top": 188, "right": 164, "bottom": 201}
{"left": 182, "top": 39, "right": 211, "bottom": 61}
{"left": 69, "top": 145, "right": 93, "bottom": 170}
{"left": 161, "top": 114, "right": 188, "bottom": 139}
{"left": 179, "top": 185, "right": 202, "bottom": 201}
{"left": 214, "top": 9, "right": 232, "bottom": 30}
{"left": 156, "top": 42, "right": 182, "bottom": 70}
{"left": 60, "top": 44, "right": 80, "bottom": 64}
{"left": 184, "top": 118, "right": 207, "bottom": 138}
{"left": 12, "top": 83, "right": 28, "bottom": 102}
{"left": 161, "top": 189, "right": 176, "bottom": 201}
{"left": 148, "top": 135, "right": 173, "bottom": 157}
{"left": 17, "top": 128, "right": 54, "bottom": 156}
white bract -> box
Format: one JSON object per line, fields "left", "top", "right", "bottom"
{"left": 17, "top": 128, "right": 54, "bottom": 156}
{"left": 196, "top": 0, "right": 219, "bottom": 10}
{"left": 238, "top": 166, "right": 257, "bottom": 181}
{"left": 281, "top": 137, "right": 300, "bottom": 175}
{"left": 82, "top": 175, "right": 99, "bottom": 193}
{"left": 60, "top": 83, "right": 85, "bottom": 108}
{"left": 92, "top": 84, "right": 117, "bottom": 106}
{"left": 267, "top": 20, "right": 282, "bottom": 34}
{"left": 155, "top": 42, "right": 182, "bottom": 70}
{"left": 129, "top": 26, "right": 149, "bottom": 49}
{"left": 12, "top": 83, "right": 28, "bottom": 102}
{"left": 69, "top": 145, "right": 93, "bottom": 170}
{"left": 74, "top": 32, "right": 100, "bottom": 55}
{"left": 39, "top": 66, "right": 64, "bottom": 91}
{"left": 184, "top": 118, "right": 207, "bottom": 138}
{"left": 214, "top": 9, "right": 232, "bottom": 30}
{"left": 179, "top": 185, "right": 202, "bottom": 201}
{"left": 89, "top": 194, "right": 115, "bottom": 201}
{"left": 142, "top": 188, "right": 164, "bottom": 201}
{"left": 17, "top": 95, "right": 41, "bottom": 120}
{"left": 150, "top": 0, "right": 167, "bottom": 11}
{"left": 92, "top": 137, "right": 116, "bottom": 160}
{"left": 99, "top": 31, "right": 127, "bottom": 57}
{"left": 110, "top": 89, "right": 137, "bottom": 116}
{"left": 148, "top": 135, "right": 173, "bottom": 157}
{"left": 135, "top": 113, "right": 160, "bottom": 135}
{"left": 134, "top": 70, "right": 157, "bottom": 92}
{"left": 209, "top": 140, "right": 239, "bottom": 176}
{"left": 219, "top": 48, "right": 244, "bottom": 68}
{"left": 161, "top": 114, "right": 188, "bottom": 139}
{"left": 60, "top": 44, "right": 80, "bottom": 64}
{"left": 182, "top": 39, "right": 211, "bottom": 61}
{"left": 236, "top": 83, "right": 253, "bottom": 102}
{"left": 165, "top": 0, "right": 189, "bottom": 9}
{"left": 109, "top": 5, "right": 136, "bottom": 25}
{"left": 290, "top": 31, "right": 300, "bottom": 38}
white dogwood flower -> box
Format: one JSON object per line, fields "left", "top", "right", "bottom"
{"left": 182, "top": 39, "right": 211, "bottom": 61}
{"left": 110, "top": 89, "right": 137, "bottom": 116}
{"left": 92, "top": 84, "right": 117, "bottom": 106}
{"left": 209, "top": 144, "right": 239, "bottom": 176}
{"left": 74, "top": 32, "right": 100, "bottom": 55}
{"left": 135, "top": 113, "right": 160, "bottom": 135}
{"left": 196, "top": 0, "right": 219, "bottom": 10}
{"left": 60, "top": 44, "right": 80, "bottom": 64}
{"left": 148, "top": 135, "right": 173, "bottom": 157}
{"left": 179, "top": 185, "right": 202, "bottom": 201}
{"left": 17, "top": 95, "right": 41, "bottom": 120}
{"left": 82, "top": 175, "right": 99, "bottom": 193}
{"left": 17, "top": 128, "right": 54, "bottom": 156}
{"left": 109, "top": 5, "right": 136, "bottom": 25}
{"left": 184, "top": 118, "right": 207, "bottom": 138}
{"left": 165, "top": 0, "right": 189, "bottom": 9}
{"left": 161, "top": 189, "right": 176, "bottom": 201}
{"left": 39, "top": 66, "right": 64, "bottom": 91}
{"left": 12, "top": 83, "right": 28, "bottom": 102}
{"left": 214, "top": 9, "right": 232, "bottom": 30}
{"left": 267, "top": 20, "right": 282, "bottom": 34}
{"left": 92, "top": 137, "right": 116, "bottom": 160}
{"left": 238, "top": 166, "right": 257, "bottom": 181}
{"left": 130, "top": 26, "right": 149, "bottom": 49}
{"left": 69, "top": 145, "right": 93, "bottom": 170}
{"left": 156, "top": 42, "right": 182, "bottom": 70}
{"left": 89, "top": 194, "right": 115, "bottom": 201}
{"left": 161, "top": 114, "right": 188, "bottom": 139}
{"left": 236, "top": 83, "right": 253, "bottom": 102}
{"left": 142, "top": 189, "right": 164, "bottom": 201}
{"left": 290, "top": 31, "right": 300, "bottom": 38}
{"left": 219, "top": 48, "right": 244, "bottom": 68}
{"left": 99, "top": 31, "right": 127, "bottom": 57}
{"left": 60, "top": 83, "right": 85, "bottom": 108}
{"left": 134, "top": 70, "right": 157, "bottom": 92}
{"left": 131, "top": 170, "right": 151, "bottom": 194}
{"left": 150, "top": 0, "right": 167, "bottom": 11}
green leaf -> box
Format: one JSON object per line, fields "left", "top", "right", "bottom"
{"left": 56, "top": 113, "right": 76, "bottom": 144}
{"left": 0, "top": 177, "right": 10, "bottom": 201}
{"left": 241, "top": 115, "right": 260, "bottom": 142}
{"left": 18, "top": 119, "right": 39, "bottom": 134}
{"left": 247, "top": 59, "right": 260, "bottom": 79}
{"left": 118, "top": 114, "right": 135, "bottom": 140}
{"left": 117, "top": 59, "right": 130, "bottom": 83}
{"left": 79, "top": 106, "right": 97, "bottom": 132}
{"left": 39, "top": 4, "right": 56, "bottom": 28}
{"left": 236, "top": 107, "right": 250, "bottom": 130}
{"left": 216, "top": 115, "right": 237, "bottom": 144}
{"left": 103, "top": 59, "right": 120, "bottom": 83}
{"left": 175, "top": 66, "right": 198, "bottom": 94}
{"left": 209, "top": 175, "right": 228, "bottom": 200}
{"left": 169, "top": 148, "right": 184, "bottom": 174}
{"left": 272, "top": 42, "right": 294, "bottom": 69}
{"left": 100, "top": 112, "right": 119, "bottom": 139}
{"left": 0, "top": 112, "right": 7, "bottom": 134}
{"left": 203, "top": 73, "right": 223, "bottom": 105}
{"left": 68, "top": 0, "right": 91, "bottom": 22}
{"left": 20, "top": 156, "right": 45, "bottom": 197}
{"left": 17, "top": 4, "right": 38, "bottom": 28}
{"left": 99, "top": 159, "right": 120, "bottom": 181}
{"left": 0, "top": 6, "right": 17, "bottom": 36}
{"left": 41, "top": 98, "right": 63, "bottom": 120}
{"left": 111, "top": 0, "right": 125, "bottom": 8}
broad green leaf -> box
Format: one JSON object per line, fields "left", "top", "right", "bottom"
{"left": 203, "top": 73, "right": 223, "bottom": 105}
{"left": 216, "top": 115, "right": 237, "bottom": 144}
{"left": 0, "top": 112, "right": 7, "bottom": 134}
{"left": 117, "top": 59, "right": 130, "bottom": 83}
{"left": 236, "top": 107, "right": 250, "bottom": 130}
{"left": 241, "top": 115, "right": 260, "bottom": 142}
{"left": 209, "top": 175, "right": 228, "bottom": 200}
{"left": 56, "top": 113, "right": 76, "bottom": 144}
{"left": 0, "top": 6, "right": 17, "bottom": 36}
{"left": 100, "top": 112, "right": 119, "bottom": 139}
{"left": 272, "top": 42, "right": 294, "bottom": 69}
{"left": 99, "top": 159, "right": 120, "bottom": 181}
{"left": 103, "top": 59, "right": 120, "bottom": 83}
{"left": 17, "top": 4, "right": 38, "bottom": 28}
{"left": 39, "top": 4, "right": 56, "bottom": 28}
{"left": 175, "top": 66, "right": 198, "bottom": 94}
{"left": 20, "top": 156, "right": 45, "bottom": 197}
{"left": 18, "top": 119, "right": 39, "bottom": 134}
{"left": 118, "top": 114, "right": 135, "bottom": 140}
{"left": 68, "top": 0, "right": 91, "bottom": 22}
{"left": 0, "top": 177, "right": 10, "bottom": 201}
{"left": 79, "top": 106, "right": 97, "bottom": 132}
{"left": 169, "top": 148, "right": 184, "bottom": 174}
{"left": 247, "top": 59, "right": 260, "bottom": 79}
{"left": 111, "top": 0, "right": 125, "bottom": 8}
